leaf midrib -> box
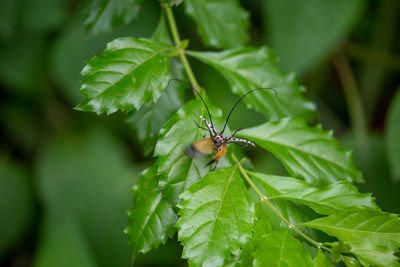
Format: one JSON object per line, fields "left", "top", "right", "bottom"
{"left": 248, "top": 135, "right": 354, "bottom": 176}
{"left": 134, "top": 192, "right": 163, "bottom": 253}
{"left": 90, "top": 46, "right": 170, "bottom": 98}
{"left": 301, "top": 222, "right": 400, "bottom": 237}
{"left": 200, "top": 166, "right": 238, "bottom": 265}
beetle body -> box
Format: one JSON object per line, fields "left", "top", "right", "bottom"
{"left": 183, "top": 83, "right": 276, "bottom": 171}
{"left": 186, "top": 114, "right": 255, "bottom": 171}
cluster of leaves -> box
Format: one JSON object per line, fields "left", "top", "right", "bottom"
{"left": 77, "top": 0, "right": 400, "bottom": 266}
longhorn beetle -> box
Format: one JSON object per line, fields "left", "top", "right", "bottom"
{"left": 184, "top": 82, "right": 276, "bottom": 171}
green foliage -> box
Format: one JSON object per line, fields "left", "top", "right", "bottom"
{"left": 187, "top": 49, "right": 316, "bottom": 121}
{"left": 177, "top": 166, "right": 255, "bottom": 267}
{"left": 85, "top": 0, "right": 143, "bottom": 35}
{"left": 249, "top": 172, "right": 377, "bottom": 215}
{"left": 154, "top": 98, "right": 235, "bottom": 204}
{"left": 313, "top": 250, "right": 334, "bottom": 267}
{"left": 126, "top": 79, "right": 184, "bottom": 154}
{"left": 253, "top": 230, "right": 313, "bottom": 267}
{"left": 239, "top": 117, "right": 363, "bottom": 185}
{"left": 125, "top": 166, "right": 177, "bottom": 255}
{"left": 300, "top": 208, "right": 400, "bottom": 266}
{"left": 385, "top": 89, "right": 400, "bottom": 182}
{"left": 76, "top": 37, "right": 172, "bottom": 114}
{"left": 73, "top": 1, "right": 400, "bottom": 267}
{"left": 184, "top": 0, "right": 249, "bottom": 49}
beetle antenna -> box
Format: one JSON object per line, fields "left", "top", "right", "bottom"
{"left": 220, "top": 88, "right": 276, "bottom": 134}
{"left": 167, "top": 78, "right": 215, "bottom": 128}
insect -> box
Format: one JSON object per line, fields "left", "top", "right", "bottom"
{"left": 186, "top": 85, "right": 276, "bottom": 171}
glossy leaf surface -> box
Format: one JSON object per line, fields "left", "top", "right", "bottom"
{"left": 249, "top": 171, "right": 377, "bottom": 215}
{"left": 187, "top": 48, "right": 315, "bottom": 121}
{"left": 252, "top": 230, "right": 313, "bottom": 267}
{"left": 177, "top": 166, "right": 255, "bottom": 267}
{"left": 227, "top": 204, "right": 272, "bottom": 267}
{"left": 76, "top": 37, "right": 171, "bottom": 114}
{"left": 313, "top": 250, "right": 334, "bottom": 267}
{"left": 85, "top": 0, "right": 143, "bottom": 35}
{"left": 125, "top": 166, "right": 178, "bottom": 255}
{"left": 126, "top": 77, "right": 184, "bottom": 154}
{"left": 154, "top": 98, "right": 233, "bottom": 204}
{"left": 300, "top": 207, "right": 400, "bottom": 266}
{"left": 239, "top": 117, "right": 363, "bottom": 185}
{"left": 184, "top": 0, "right": 249, "bottom": 49}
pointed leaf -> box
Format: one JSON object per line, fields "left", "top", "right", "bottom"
{"left": 249, "top": 171, "right": 377, "bottom": 215}
{"left": 300, "top": 207, "right": 400, "bottom": 266}
{"left": 313, "top": 250, "right": 334, "bottom": 267}
{"left": 125, "top": 166, "right": 178, "bottom": 255}
{"left": 154, "top": 98, "right": 234, "bottom": 204}
{"left": 151, "top": 12, "right": 172, "bottom": 45}
{"left": 385, "top": 89, "right": 400, "bottom": 182}
{"left": 239, "top": 117, "right": 363, "bottom": 185}
{"left": 252, "top": 230, "right": 313, "bottom": 267}
{"left": 187, "top": 48, "right": 316, "bottom": 121}
{"left": 177, "top": 166, "right": 255, "bottom": 267}
{"left": 126, "top": 76, "right": 184, "bottom": 154}
{"left": 184, "top": 0, "right": 249, "bottom": 48}
{"left": 76, "top": 37, "right": 172, "bottom": 114}
{"left": 227, "top": 204, "right": 273, "bottom": 267}
{"left": 84, "top": 0, "right": 143, "bottom": 35}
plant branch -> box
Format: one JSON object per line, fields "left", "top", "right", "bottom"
{"left": 232, "top": 154, "right": 330, "bottom": 252}
{"left": 163, "top": 4, "right": 202, "bottom": 93}
{"left": 333, "top": 49, "right": 368, "bottom": 149}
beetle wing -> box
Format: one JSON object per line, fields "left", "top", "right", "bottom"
{"left": 206, "top": 145, "right": 227, "bottom": 166}
{"left": 186, "top": 138, "right": 213, "bottom": 158}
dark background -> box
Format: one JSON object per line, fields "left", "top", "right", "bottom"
{"left": 1, "top": 0, "right": 399, "bottom": 266}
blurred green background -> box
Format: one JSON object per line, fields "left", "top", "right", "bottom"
{"left": 0, "top": 0, "right": 399, "bottom": 266}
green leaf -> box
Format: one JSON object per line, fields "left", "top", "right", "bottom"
{"left": 252, "top": 229, "right": 313, "bottom": 267}
{"left": 342, "top": 256, "right": 361, "bottom": 267}
{"left": 262, "top": 0, "right": 365, "bottom": 73}
{"left": 184, "top": 0, "right": 249, "bottom": 49}
{"left": 313, "top": 250, "right": 334, "bottom": 267}
{"left": 84, "top": 0, "right": 143, "bottom": 35}
{"left": 177, "top": 166, "right": 255, "bottom": 267}
{"left": 385, "top": 89, "right": 400, "bottom": 182}
{"left": 154, "top": 98, "right": 235, "bottom": 204}
{"left": 126, "top": 77, "right": 184, "bottom": 154}
{"left": 227, "top": 204, "right": 273, "bottom": 267}
{"left": 300, "top": 207, "right": 400, "bottom": 267}
{"left": 151, "top": 12, "right": 172, "bottom": 45}
{"left": 125, "top": 166, "right": 178, "bottom": 256}
{"left": 76, "top": 37, "right": 172, "bottom": 114}
{"left": 187, "top": 49, "right": 316, "bottom": 121}
{"left": 239, "top": 117, "right": 363, "bottom": 185}
{"left": 249, "top": 171, "right": 377, "bottom": 215}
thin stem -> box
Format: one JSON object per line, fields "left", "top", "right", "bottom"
{"left": 333, "top": 49, "right": 368, "bottom": 150}
{"left": 164, "top": 4, "right": 202, "bottom": 93}
{"left": 232, "top": 154, "right": 331, "bottom": 252}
